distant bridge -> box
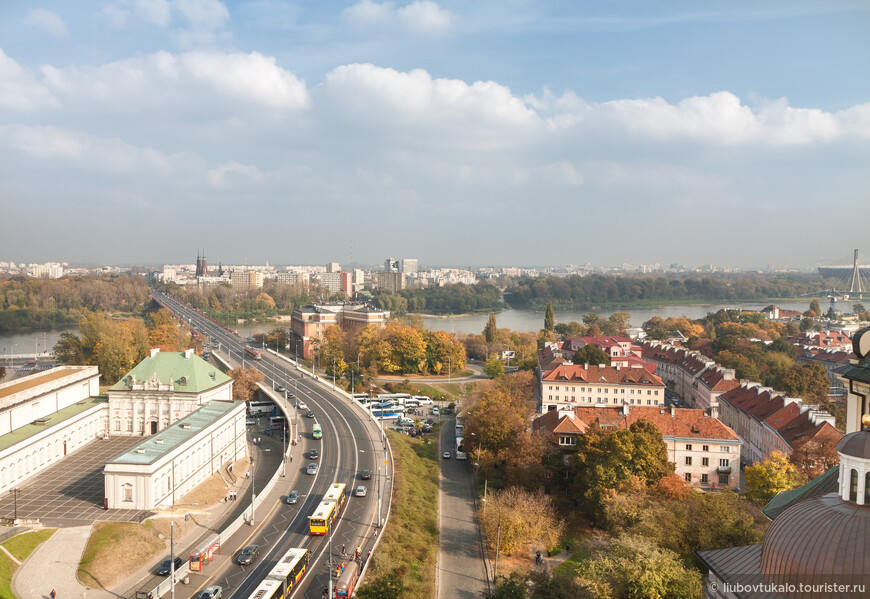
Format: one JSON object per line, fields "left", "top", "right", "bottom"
{"left": 817, "top": 249, "right": 868, "bottom": 296}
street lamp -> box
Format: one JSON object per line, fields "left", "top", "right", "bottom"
{"left": 169, "top": 509, "right": 190, "bottom": 599}
{"left": 282, "top": 390, "right": 288, "bottom": 477}
{"left": 9, "top": 489, "right": 20, "bottom": 520}
{"left": 249, "top": 454, "right": 256, "bottom": 525}
{"left": 448, "top": 356, "right": 451, "bottom": 384}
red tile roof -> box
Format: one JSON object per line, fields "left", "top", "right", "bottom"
{"left": 533, "top": 405, "right": 739, "bottom": 441}
{"left": 541, "top": 363, "right": 664, "bottom": 387}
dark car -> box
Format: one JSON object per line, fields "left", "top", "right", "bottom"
{"left": 156, "top": 556, "right": 183, "bottom": 575}
{"left": 306, "top": 411, "right": 315, "bottom": 418}
{"left": 286, "top": 490, "right": 299, "bottom": 504}
{"left": 310, "top": 448, "right": 319, "bottom": 459}
{"left": 360, "top": 470, "right": 372, "bottom": 480}
{"left": 237, "top": 545, "right": 260, "bottom": 565}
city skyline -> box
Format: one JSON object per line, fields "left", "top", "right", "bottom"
{"left": 1, "top": 1, "right": 868, "bottom": 267}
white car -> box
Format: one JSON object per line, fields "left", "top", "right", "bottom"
{"left": 432, "top": 407, "right": 440, "bottom": 416}
{"left": 306, "top": 463, "right": 318, "bottom": 475}
{"left": 298, "top": 402, "right": 308, "bottom": 411}
{"left": 442, "top": 451, "right": 450, "bottom": 459}
{"left": 354, "top": 485, "right": 367, "bottom": 497}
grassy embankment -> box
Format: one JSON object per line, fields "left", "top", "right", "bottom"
{"left": 0, "top": 529, "right": 57, "bottom": 598}
{"left": 361, "top": 429, "right": 440, "bottom": 597}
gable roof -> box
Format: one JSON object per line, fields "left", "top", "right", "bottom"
{"left": 109, "top": 349, "right": 231, "bottom": 393}
{"left": 541, "top": 364, "right": 664, "bottom": 386}
{"left": 762, "top": 466, "right": 840, "bottom": 520}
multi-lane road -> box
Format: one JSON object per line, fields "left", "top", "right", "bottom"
{"left": 152, "top": 292, "right": 391, "bottom": 599}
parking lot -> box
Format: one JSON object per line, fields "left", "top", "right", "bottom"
{"left": 0, "top": 436, "right": 149, "bottom": 527}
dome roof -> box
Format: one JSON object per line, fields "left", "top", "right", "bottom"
{"left": 835, "top": 430, "right": 870, "bottom": 460}
{"left": 761, "top": 494, "right": 870, "bottom": 596}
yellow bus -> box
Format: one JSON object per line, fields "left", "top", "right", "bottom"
{"left": 308, "top": 483, "right": 347, "bottom": 535}
{"left": 244, "top": 346, "right": 262, "bottom": 360}
{"left": 244, "top": 548, "right": 309, "bottom": 599}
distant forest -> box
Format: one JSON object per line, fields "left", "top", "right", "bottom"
{"left": 372, "top": 283, "right": 505, "bottom": 315}
{"left": 504, "top": 273, "right": 828, "bottom": 310}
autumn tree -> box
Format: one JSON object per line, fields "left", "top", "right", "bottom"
{"left": 789, "top": 435, "right": 841, "bottom": 479}
{"left": 809, "top": 298, "right": 821, "bottom": 317}
{"left": 544, "top": 302, "right": 555, "bottom": 332}
{"left": 572, "top": 345, "right": 611, "bottom": 366}
{"left": 229, "top": 366, "right": 265, "bottom": 402}
{"left": 773, "top": 362, "right": 831, "bottom": 404}
{"left": 423, "top": 329, "right": 465, "bottom": 375}
{"left": 484, "top": 312, "right": 498, "bottom": 343}
{"left": 553, "top": 321, "right": 589, "bottom": 338}
{"left": 485, "top": 570, "right": 589, "bottom": 599}
{"left": 600, "top": 312, "right": 631, "bottom": 336}
{"left": 744, "top": 451, "right": 805, "bottom": 505}
{"left": 536, "top": 329, "right": 556, "bottom": 350}
{"left": 484, "top": 356, "right": 505, "bottom": 378}
{"left": 67, "top": 311, "right": 150, "bottom": 384}
{"left": 480, "top": 487, "right": 564, "bottom": 557}
{"left": 355, "top": 573, "right": 405, "bottom": 599}
{"left": 321, "top": 325, "right": 347, "bottom": 379}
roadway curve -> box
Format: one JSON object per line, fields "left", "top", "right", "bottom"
{"left": 152, "top": 292, "right": 390, "bottom": 599}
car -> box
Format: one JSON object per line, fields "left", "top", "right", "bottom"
{"left": 198, "top": 586, "right": 223, "bottom": 599}
{"left": 307, "top": 463, "right": 318, "bottom": 475}
{"left": 360, "top": 470, "right": 372, "bottom": 480}
{"left": 298, "top": 402, "right": 308, "bottom": 411}
{"left": 288, "top": 393, "right": 295, "bottom": 399}
{"left": 286, "top": 490, "right": 299, "bottom": 504}
{"left": 156, "top": 556, "right": 183, "bottom": 575}
{"left": 442, "top": 451, "right": 451, "bottom": 459}
{"left": 277, "top": 385, "right": 286, "bottom": 393}
{"left": 432, "top": 407, "right": 440, "bottom": 416}
{"left": 245, "top": 418, "right": 256, "bottom": 426}
{"left": 306, "top": 411, "right": 315, "bottom": 418}
{"left": 425, "top": 419, "right": 435, "bottom": 425}
{"left": 237, "top": 545, "right": 260, "bottom": 565}
{"left": 355, "top": 485, "right": 367, "bottom": 497}
{"left": 310, "top": 448, "right": 319, "bottom": 459}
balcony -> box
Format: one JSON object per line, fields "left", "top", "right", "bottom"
{"left": 717, "top": 466, "right": 732, "bottom": 474}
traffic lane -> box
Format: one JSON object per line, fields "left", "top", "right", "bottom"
{"left": 437, "top": 417, "right": 488, "bottom": 599}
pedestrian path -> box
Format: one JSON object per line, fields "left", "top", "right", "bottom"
{"left": 13, "top": 525, "right": 92, "bottom": 599}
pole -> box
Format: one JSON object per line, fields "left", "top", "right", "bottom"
{"left": 377, "top": 466, "right": 382, "bottom": 528}
{"left": 282, "top": 391, "right": 287, "bottom": 477}
{"left": 170, "top": 511, "right": 175, "bottom": 599}
{"left": 448, "top": 356, "right": 451, "bottom": 384}
{"left": 328, "top": 518, "right": 334, "bottom": 598}
{"left": 494, "top": 513, "right": 501, "bottom": 583}
{"left": 250, "top": 455, "right": 256, "bottom": 525}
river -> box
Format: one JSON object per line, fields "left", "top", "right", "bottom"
{"left": 1, "top": 300, "right": 814, "bottom": 355}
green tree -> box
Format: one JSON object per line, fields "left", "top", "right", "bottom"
{"left": 744, "top": 451, "right": 805, "bottom": 505}
{"left": 484, "top": 356, "right": 505, "bottom": 378}
{"left": 809, "top": 298, "right": 821, "bottom": 317}
{"left": 484, "top": 571, "right": 531, "bottom": 599}
{"left": 544, "top": 302, "right": 555, "bottom": 332}
{"left": 571, "top": 345, "right": 611, "bottom": 366}
{"left": 54, "top": 331, "right": 85, "bottom": 364}
{"left": 484, "top": 312, "right": 498, "bottom": 343}
{"left": 355, "top": 572, "right": 405, "bottom": 599}
{"left": 854, "top": 303, "right": 866, "bottom": 314}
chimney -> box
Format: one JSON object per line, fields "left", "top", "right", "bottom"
{"left": 622, "top": 404, "right": 630, "bottom": 416}
{"left": 670, "top": 405, "right": 676, "bottom": 417}
{"left": 150, "top": 348, "right": 160, "bottom": 358}
{"left": 184, "top": 348, "right": 194, "bottom": 359}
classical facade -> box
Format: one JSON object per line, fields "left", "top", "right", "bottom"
{"left": 0, "top": 366, "right": 106, "bottom": 495}
{"left": 107, "top": 348, "right": 232, "bottom": 436}
{"left": 104, "top": 400, "right": 246, "bottom": 510}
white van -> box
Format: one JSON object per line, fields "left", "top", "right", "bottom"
{"left": 413, "top": 396, "right": 433, "bottom": 405}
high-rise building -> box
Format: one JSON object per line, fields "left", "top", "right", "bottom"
{"left": 230, "top": 270, "right": 263, "bottom": 291}
{"left": 326, "top": 262, "right": 340, "bottom": 273}
{"left": 375, "top": 271, "right": 405, "bottom": 293}
{"left": 400, "top": 258, "right": 418, "bottom": 275}
{"left": 384, "top": 258, "right": 399, "bottom": 272}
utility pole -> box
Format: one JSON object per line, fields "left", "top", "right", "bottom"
{"left": 282, "top": 390, "right": 287, "bottom": 477}
{"left": 250, "top": 455, "right": 256, "bottom": 525}
{"left": 328, "top": 518, "right": 334, "bottom": 598}
{"left": 377, "top": 466, "right": 382, "bottom": 528}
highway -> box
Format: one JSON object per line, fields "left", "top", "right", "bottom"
{"left": 152, "top": 292, "right": 390, "bottom": 599}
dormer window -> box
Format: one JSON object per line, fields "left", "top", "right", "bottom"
{"left": 178, "top": 376, "right": 188, "bottom": 386}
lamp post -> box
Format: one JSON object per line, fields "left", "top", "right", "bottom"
{"left": 9, "top": 489, "right": 20, "bottom": 520}
{"left": 249, "top": 454, "right": 256, "bottom": 525}
{"left": 169, "top": 509, "right": 191, "bottom": 599}
{"left": 282, "top": 390, "right": 287, "bottom": 477}
{"left": 448, "top": 356, "right": 451, "bottom": 384}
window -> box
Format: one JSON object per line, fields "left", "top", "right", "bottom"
{"left": 701, "top": 474, "right": 709, "bottom": 484}
{"left": 685, "top": 456, "right": 692, "bottom": 465}
{"left": 850, "top": 469, "right": 858, "bottom": 502}
{"left": 718, "top": 474, "right": 730, "bottom": 485}
{"left": 684, "top": 473, "right": 692, "bottom": 482}
{"left": 123, "top": 485, "right": 133, "bottom": 502}
{"left": 559, "top": 436, "right": 577, "bottom": 446}
{"left": 654, "top": 390, "right": 659, "bottom": 395}
{"left": 686, "top": 444, "right": 692, "bottom": 451}
{"left": 114, "top": 420, "right": 121, "bottom": 431}
{"left": 702, "top": 457, "right": 709, "bottom": 466}
{"left": 702, "top": 445, "right": 709, "bottom": 452}
{"left": 721, "top": 446, "right": 729, "bottom": 452}
{"left": 126, "top": 420, "right": 133, "bottom": 432}
{"left": 720, "top": 459, "right": 730, "bottom": 468}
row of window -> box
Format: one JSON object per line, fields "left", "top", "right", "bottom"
{"left": 685, "top": 444, "right": 732, "bottom": 453}
{"left": 548, "top": 385, "right": 660, "bottom": 395}
{"left": 685, "top": 472, "right": 730, "bottom": 485}
{"left": 848, "top": 469, "right": 870, "bottom": 503}
{"left": 546, "top": 397, "right": 658, "bottom": 406}
{"left": 685, "top": 457, "right": 730, "bottom": 467}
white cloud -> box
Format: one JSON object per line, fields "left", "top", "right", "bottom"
{"left": 36, "top": 50, "right": 308, "bottom": 112}
{"left": 342, "top": 0, "right": 452, "bottom": 35}
{"left": 0, "top": 48, "right": 59, "bottom": 111}
{"left": 100, "top": 0, "right": 229, "bottom": 46}
{"left": 23, "top": 9, "right": 69, "bottom": 37}
{"left": 100, "top": 0, "right": 172, "bottom": 28}
{"left": 207, "top": 162, "right": 265, "bottom": 188}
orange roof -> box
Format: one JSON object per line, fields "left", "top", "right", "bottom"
{"left": 541, "top": 363, "right": 664, "bottom": 386}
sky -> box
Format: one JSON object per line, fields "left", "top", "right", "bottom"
{"left": 1, "top": 0, "right": 869, "bottom": 269}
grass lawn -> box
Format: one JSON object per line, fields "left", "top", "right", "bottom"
{"left": 361, "top": 429, "right": 440, "bottom": 597}
{"left": 0, "top": 528, "right": 58, "bottom": 598}
{"left": 78, "top": 521, "right": 166, "bottom": 590}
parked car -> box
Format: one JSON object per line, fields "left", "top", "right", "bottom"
{"left": 432, "top": 407, "right": 440, "bottom": 416}
{"left": 360, "top": 470, "right": 372, "bottom": 480}
{"left": 198, "top": 586, "right": 223, "bottom": 599}
{"left": 310, "top": 448, "right": 319, "bottom": 459}
{"left": 237, "top": 545, "right": 260, "bottom": 565}
{"left": 245, "top": 418, "right": 256, "bottom": 426}
{"left": 156, "top": 556, "right": 183, "bottom": 576}
{"left": 286, "top": 490, "right": 299, "bottom": 504}
{"left": 442, "top": 451, "right": 451, "bottom": 459}
{"left": 355, "top": 485, "right": 367, "bottom": 497}
{"left": 307, "top": 463, "right": 318, "bottom": 475}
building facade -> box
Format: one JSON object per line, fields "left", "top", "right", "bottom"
{"left": 230, "top": 270, "right": 263, "bottom": 291}
{"left": 290, "top": 303, "right": 390, "bottom": 358}
{"left": 532, "top": 404, "right": 742, "bottom": 490}
{"left": 107, "top": 349, "right": 233, "bottom": 437}
{"left": 103, "top": 400, "right": 247, "bottom": 510}
{"left": 539, "top": 363, "right": 666, "bottom": 413}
